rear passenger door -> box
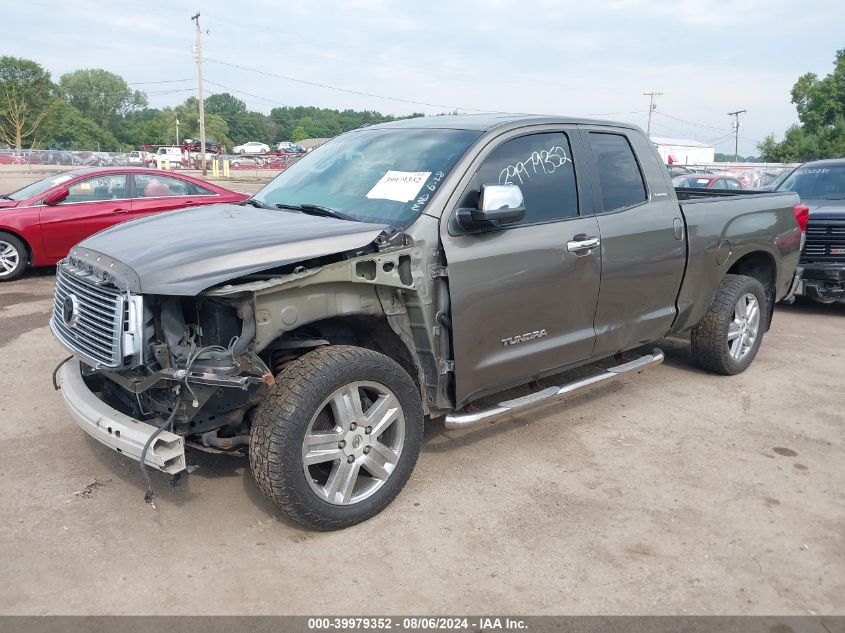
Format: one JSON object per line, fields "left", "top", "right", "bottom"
{"left": 442, "top": 128, "right": 602, "bottom": 406}
{"left": 130, "top": 173, "right": 207, "bottom": 218}
{"left": 581, "top": 128, "right": 686, "bottom": 357}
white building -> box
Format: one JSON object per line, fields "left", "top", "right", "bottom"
{"left": 651, "top": 137, "right": 715, "bottom": 165}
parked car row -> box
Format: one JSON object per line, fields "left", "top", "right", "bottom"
{"left": 0, "top": 149, "right": 147, "bottom": 167}
{"left": 231, "top": 140, "right": 307, "bottom": 155}
{"left": 0, "top": 145, "right": 304, "bottom": 170}
{"left": 665, "top": 163, "right": 796, "bottom": 189}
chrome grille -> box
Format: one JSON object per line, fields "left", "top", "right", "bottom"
{"left": 802, "top": 219, "right": 845, "bottom": 263}
{"left": 51, "top": 263, "right": 124, "bottom": 368}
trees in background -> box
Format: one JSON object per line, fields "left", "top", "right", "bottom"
{"left": 0, "top": 57, "right": 57, "bottom": 149}
{"left": 760, "top": 49, "right": 845, "bottom": 162}
{"left": 0, "top": 56, "right": 422, "bottom": 152}
{"left": 59, "top": 69, "right": 147, "bottom": 129}
{"left": 269, "top": 106, "right": 422, "bottom": 143}
{"left": 44, "top": 102, "right": 120, "bottom": 150}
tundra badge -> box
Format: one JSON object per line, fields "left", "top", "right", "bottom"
{"left": 501, "top": 329, "right": 547, "bottom": 347}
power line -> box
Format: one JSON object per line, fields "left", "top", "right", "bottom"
{"left": 128, "top": 78, "right": 193, "bottom": 85}
{"left": 577, "top": 110, "right": 648, "bottom": 117}
{"left": 203, "top": 79, "right": 289, "bottom": 108}
{"left": 202, "top": 57, "right": 500, "bottom": 113}
{"left": 654, "top": 110, "right": 731, "bottom": 133}
{"left": 146, "top": 87, "right": 196, "bottom": 97}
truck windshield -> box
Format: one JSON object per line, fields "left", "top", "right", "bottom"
{"left": 777, "top": 164, "right": 845, "bottom": 199}
{"left": 251, "top": 127, "right": 481, "bottom": 227}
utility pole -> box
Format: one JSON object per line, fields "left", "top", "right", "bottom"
{"left": 728, "top": 109, "right": 746, "bottom": 162}
{"left": 191, "top": 12, "right": 207, "bottom": 176}
{"left": 175, "top": 117, "right": 180, "bottom": 146}
{"left": 643, "top": 91, "right": 662, "bottom": 137}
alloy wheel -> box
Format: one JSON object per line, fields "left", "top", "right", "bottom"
{"left": 727, "top": 292, "right": 760, "bottom": 361}
{"left": 0, "top": 240, "right": 20, "bottom": 277}
{"left": 301, "top": 380, "right": 405, "bottom": 506}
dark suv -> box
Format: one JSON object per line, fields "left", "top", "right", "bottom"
{"left": 776, "top": 159, "right": 845, "bottom": 303}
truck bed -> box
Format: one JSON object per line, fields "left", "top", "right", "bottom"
{"left": 671, "top": 189, "right": 802, "bottom": 333}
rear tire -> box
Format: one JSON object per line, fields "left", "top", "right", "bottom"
{"left": 690, "top": 274, "right": 767, "bottom": 375}
{"left": 250, "top": 345, "right": 424, "bottom": 530}
{"left": 0, "top": 232, "right": 28, "bottom": 282}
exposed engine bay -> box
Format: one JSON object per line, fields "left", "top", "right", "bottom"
{"left": 86, "top": 295, "right": 273, "bottom": 455}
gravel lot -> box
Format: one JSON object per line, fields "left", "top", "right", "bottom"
{"left": 0, "top": 168, "right": 843, "bottom": 615}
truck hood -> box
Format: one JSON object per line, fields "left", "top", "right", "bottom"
{"left": 802, "top": 198, "right": 845, "bottom": 218}
{"left": 76, "top": 203, "right": 387, "bottom": 295}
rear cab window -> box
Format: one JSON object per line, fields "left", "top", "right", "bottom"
{"left": 587, "top": 132, "right": 648, "bottom": 213}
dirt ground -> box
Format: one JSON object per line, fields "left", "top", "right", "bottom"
{"left": 0, "top": 168, "right": 843, "bottom": 615}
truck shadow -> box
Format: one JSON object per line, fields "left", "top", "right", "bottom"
{"left": 422, "top": 381, "right": 626, "bottom": 453}
{"left": 421, "top": 336, "right": 709, "bottom": 453}
{"left": 650, "top": 335, "right": 711, "bottom": 375}
{"left": 776, "top": 296, "right": 845, "bottom": 317}
{"left": 82, "top": 434, "right": 293, "bottom": 524}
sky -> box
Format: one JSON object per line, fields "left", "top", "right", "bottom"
{"left": 5, "top": 0, "right": 844, "bottom": 155}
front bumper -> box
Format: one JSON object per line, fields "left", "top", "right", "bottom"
{"left": 58, "top": 360, "right": 186, "bottom": 474}
{"left": 797, "top": 263, "right": 845, "bottom": 301}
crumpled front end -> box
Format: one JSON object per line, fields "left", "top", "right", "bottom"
{"left": 51, "top": 256, "right": 273, "bottom": 471}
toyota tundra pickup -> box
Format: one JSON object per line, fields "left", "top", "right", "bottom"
{"left": 51, "top": 115, "right": 805, "bottom": 529}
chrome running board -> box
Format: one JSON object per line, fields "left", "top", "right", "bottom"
{"left": 444, "top": 348, "right": 665, "bottom": 430}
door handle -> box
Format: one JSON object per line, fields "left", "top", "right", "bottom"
{"left": 111, "top": 208, "right": 130, "bottom": 214}
{"left": 566, "top": 235, "right": 600, "bottom": 253}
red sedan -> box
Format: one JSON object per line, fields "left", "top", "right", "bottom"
{"left": 0, "top": 167, "right": 249, "bottom": 281}
{"left": 672, "top": 174, "right": 746, "bottom": 190}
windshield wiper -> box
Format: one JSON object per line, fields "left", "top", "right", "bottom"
{"left": 241, "top": 197, "right": 275, "bottom": 209}
{"left": 275, "top": 203, "right": 359, "bottom": 222}
{"left": 0, "top": 195, "right": 12, "bottom": 200}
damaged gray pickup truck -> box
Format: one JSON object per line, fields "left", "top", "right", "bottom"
{"left": 52, "top": 115, "right": 805, "bottom": 529}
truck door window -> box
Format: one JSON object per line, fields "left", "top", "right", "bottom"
{"left": 474, "top": 132, "right": 579, "bottom": 225}
{"left": 588, "top": 133, "right": 647, "bottom": 212}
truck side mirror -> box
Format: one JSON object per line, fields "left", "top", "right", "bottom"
{"left": 43, "top": 187, "right": 69, "bottom": 205}
{"left": 456, "top": 184, "right": 526, "bottom": 230}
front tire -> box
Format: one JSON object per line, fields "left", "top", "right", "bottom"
{"left": 690, "top": 274, "right": 767, "bottom": 375}
{"left": 0, "top": 232, "right": 28, "bottom": 282}
{"left": 250, "top": 345, "right": 424, "bottom": 530}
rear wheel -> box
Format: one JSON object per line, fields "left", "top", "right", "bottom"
{"left": 250, "top": 345, "right": 423, "bottom": 530}
{"left": 0, "top": 232, "right": 27, "bottom": 282}
{"left": 690, "top": 274, "right": 767, "bottom": 375}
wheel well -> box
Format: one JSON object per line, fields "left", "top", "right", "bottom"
{"left": 265, "top": 316, "right": 422, "bottom": 392}
{"left": 726, "top": 251, "right": 776, "bottom": 329}
{"left": 0, "top": 228, "right": 32, "bottom": 263}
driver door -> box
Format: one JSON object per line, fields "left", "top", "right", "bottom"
{"left": 440, "top": 128, "right": 601, "bottom": 406}
{"left": 39, "top": 174, "right": 131, "bottom": 260}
